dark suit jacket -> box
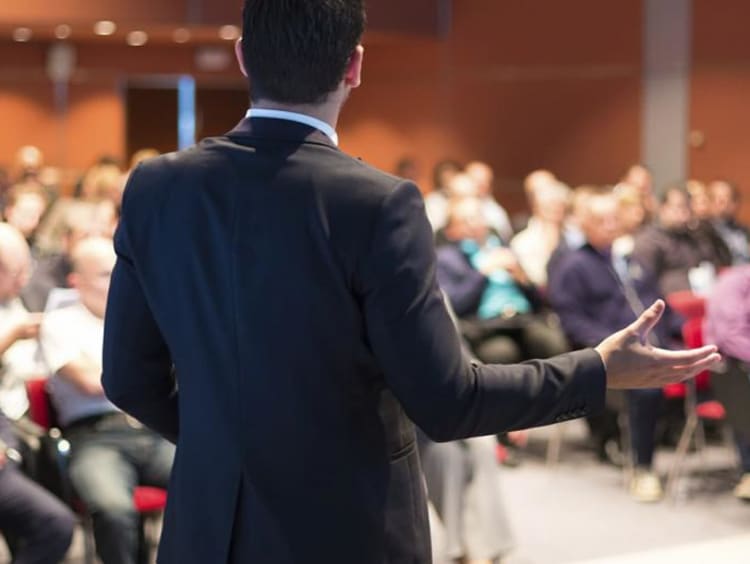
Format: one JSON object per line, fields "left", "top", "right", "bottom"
{"left": 102, "top": 117, "right": 606, "bottom": 564}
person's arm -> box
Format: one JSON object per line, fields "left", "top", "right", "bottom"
{"left": 0, "top": 314, "right": 42, "bottom": 358}
{"left": 101, "top": 169, "right": 178, "bottom": 443}
{"left": 435, "top": 247, "right": 487, "bottom": 317}
{"left": 357, "top": 183, "right": 719, "bottom": 442}
{"left": 57, "top": 356, "right": 105, "bottom": 397}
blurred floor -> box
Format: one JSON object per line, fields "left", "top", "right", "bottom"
{"left": 503, "top": 420, "right": 750, "bottom": 564}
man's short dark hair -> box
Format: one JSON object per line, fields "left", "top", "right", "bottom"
{"left": 242, "top": 0, "right": 366, "bottom": 104}
{"left": 657, "top": 183, "right": 690, "bottom": 205}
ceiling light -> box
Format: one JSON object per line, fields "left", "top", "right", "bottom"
{"left": 94, "top": 21, "right": 117, "bottom": 36}
{"left": 126, "top": 31, "right": 148, "bottom": 47}
{"left": 218, "top": 25, "right": 240, "bottom": 41}
{"left": 173, "top": 28, "right": 191, "bottom": 43}
{"left": 12, "top": 27, "right": 32, "bottom": 42}
{"left": 54, "top": 24, "right": 72, "bottom": 40}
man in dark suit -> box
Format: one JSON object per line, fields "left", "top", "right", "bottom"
{"left": 101, "top": 2, "right": 720, "bottom": 563}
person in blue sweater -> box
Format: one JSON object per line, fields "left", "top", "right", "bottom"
{"left": 547, "top": 188, "right": 683, "bottom": 502}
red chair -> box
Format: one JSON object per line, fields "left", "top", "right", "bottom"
{"left": 665, "top": 317, "right": 728, "bottom": 499}
{"left": 25, "top": 378, "right": 167, "bottom": 564}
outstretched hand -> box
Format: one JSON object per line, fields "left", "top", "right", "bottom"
{"left": 595, "top": 300, "right": 721, "bottom": 389}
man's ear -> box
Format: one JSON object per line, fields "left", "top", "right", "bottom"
{"left": 235, "top": 38, "right": 248, "bottom": 78}
{"left": 343, "top": 44, "right": 364, "bottom": 89}
{"left": 67, "top": 272, "right": 79, "bottom": 289}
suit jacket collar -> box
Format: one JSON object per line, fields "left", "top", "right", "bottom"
{"left": 226, "top": 117, "right": 338, "bottom": 151}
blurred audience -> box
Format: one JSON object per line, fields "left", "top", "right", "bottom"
{"left": 633, "top": 184, "right": 731, "bottom": 296}
{"left": 622, "top": 164, "right": 656, "bottom": 219}
{"left": 436, "top": 196, "right": 567, "bottom": 364}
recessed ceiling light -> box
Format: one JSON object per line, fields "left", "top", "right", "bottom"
{"left": 126, "top": 30, "right": 148, "bottom": 47}
{"left": 173, "top": 28, "right": 191, "bottom": 44}
{"left": 54, "top": 24, "right": 72, "bottom": 40}
{"left": 94, "top": 21, "right": 117, "bottom": 36}
{"left": 218, "top": 25, "right": 240, "bottom": 41}
{"left": 12, "top": 27, "right": 32, "bottom": 42}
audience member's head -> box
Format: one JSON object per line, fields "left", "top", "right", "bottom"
{"left": 130, "top": 148, "right": 160, "bottom": 170}
{"left": 80, "top": 163, "right": 123, "bottom": 203}
{"left": 614, "top": 182, "right": 646, "bottom": 235}
{"left": 432, "top": 159, "right": 462, "bottom": 192}
{"left": 62, "top": 200, "right": 118, "bottom": 254}
{"left": 69, "top": 237, "right": 116, "bottom": 319}
{"left": 0, "top": 223, "right": 31, "bottom": 302}
{"left": 446, "top": 173, "right": 480, "bottom": 200}
{"left": 4, "top": 183, "right": 48, "bottom": 240}
{"left": 465, "top": 161, "right": 494, "bottom": 198}
{"left": 579, "top": 189, "right": 620, "bottom": 251}
{"left": 239, "top": 0, "right": 365, "bottom": 105}
{"left": 710, "top": 179, "right": 741, "bottom": 221}
{"left": 656, "top": 184, "right": 692, "bottom": 232}
{"left": 623, "top": 164, "right": 656, "bottom": 215}
{"left": 570, "top": 185, "right": 598, "bottom": 228}
{"left": 445, "top": 197, "right": 488, "bottom": 244}
{"left": 14, "top": 145, "right": 43, "bottom": 182}
{"left": 686, "top": 180, "right": 712, "bottom": 220}
{"left": 394, "top": 157, "right": 420, "bottom": 182}
{"left": 534, "top": 181, "right": 570, "bottom": 226}
{"left": 524, "top": 169, "right": 556, "bottom": 208}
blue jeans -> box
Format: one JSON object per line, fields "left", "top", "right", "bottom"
{"left": 627, "top": 388, "right": 663, "bottom": 468}
{"left": 67, "top": 423, "right": 174, "bottom": 564}
{"left": 0, "top": 462, "right": 76, "bottom": 564}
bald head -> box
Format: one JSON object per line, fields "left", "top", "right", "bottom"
{"left": 446, "top": 173, "right": 480, "bottom": 199}
{"left": 70, "top": 237, "right": 116, "bottom": 319}
{"left": 465, "top": 161, "right": 494, "bottom": 197}
{"left": 524, "top": 169, "right": 556, "bottom": 208}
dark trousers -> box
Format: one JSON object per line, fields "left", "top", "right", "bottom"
{"left": 66, "top": 422, "right": 174, "bottom": 564}
{"left": 627, "top": 388, "right": 663, "bottom": 468}
{"left": 0, "top": 462, "right": 75, "bottom": 564}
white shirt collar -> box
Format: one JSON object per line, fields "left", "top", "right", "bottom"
{"left": 245, "top": 108, "right": 338, "bottom": 146}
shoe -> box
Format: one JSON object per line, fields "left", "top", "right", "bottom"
{"left": 630, "top": 470, "right": 663, "bottom": 503}
{"left": 733, "top": 473, "right": 750, "bottom": 501}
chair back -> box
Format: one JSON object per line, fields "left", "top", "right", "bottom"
{"left": 26, "top": 378, "right": 53, "bottom": 430}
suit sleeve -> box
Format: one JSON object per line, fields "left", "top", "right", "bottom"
{"left": 101, "top": 170, "right": 179, "bottom": 443}
{"left": 358, "top": 181, "right": 606, "bottom": 441}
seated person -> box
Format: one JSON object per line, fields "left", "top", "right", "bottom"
{"left": 704, "top": 264, "right": 750, "bottom": 499}
{"left": 419, "top": 294, "right": 515, "bottom": 564}
{"left": 40, "top": 237, "right": 174, "bottom": 564}
{"left": 547, "top": 189, "right": 683, "bottom": 503}
{"left": 436, "top": 196, "right": 567, "bottom": 364}
{"left": 633, "top": 183, "right": 730, "bottom": 296}
{"left": 0, "top": 223, "right": 48, "bottom": 425}
{"left": 0, "top": 408, "right": 75, "bottom": 563}
{"left": 710, "top": 180, "right": 750, "bottom": 265}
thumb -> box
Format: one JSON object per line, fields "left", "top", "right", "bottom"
{"left": 627, "top": 300, "right": 665, "bottom": 345}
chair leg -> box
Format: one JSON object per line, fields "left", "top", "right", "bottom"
{"left": 546, "top": 423, "right": 564, "bottom": 467}
{"left": 82, "top": 514, "right": 97, "bottom": 564}
{"left": 618, "top": 410, "right": 634, "bottom": 488}
{"left": 667, "top": 412, "right": 699, "bottom": 500}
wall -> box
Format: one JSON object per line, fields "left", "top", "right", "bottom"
{"left": 690, "top": 0, "right": 750, "bottom": 223}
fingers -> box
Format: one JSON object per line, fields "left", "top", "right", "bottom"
{"left": 671, "top": 352, "right": 723, "bottom": 380}
{"left": 627, "top": 300, "right": 665, "bottom": 344}
{"left": 650, "top": 344, "right": 718, "bottom": 363}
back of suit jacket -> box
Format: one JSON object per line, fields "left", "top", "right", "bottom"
{"left": 102, "top": 118, "right": 605, "bottom": 563}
